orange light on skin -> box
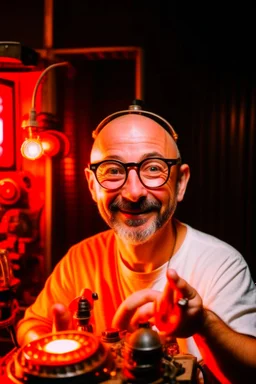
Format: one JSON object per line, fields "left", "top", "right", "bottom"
{"left": 43, "top": 339, "right": 80, "bottom": 354}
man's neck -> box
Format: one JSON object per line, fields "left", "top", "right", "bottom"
{"left": 115, "top": 220, "right": 186, "bottom": 273}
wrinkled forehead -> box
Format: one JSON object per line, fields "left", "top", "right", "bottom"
{"left": 90, "top": 115, "right": 179, "bottom": 162}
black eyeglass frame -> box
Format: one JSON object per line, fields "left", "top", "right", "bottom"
{"left": 89, "top": 157, "right": 182, "bottom": 190}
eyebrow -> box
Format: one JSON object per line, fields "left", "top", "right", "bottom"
{"left": 102, "top": 152, "right": 165, "bottom": 162}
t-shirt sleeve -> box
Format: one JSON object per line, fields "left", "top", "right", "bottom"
{"left": 16, "top": 249, "right": 77, "bottom": 345}
{"left": 202, "top": 251, "right": 256, "bottom": 337}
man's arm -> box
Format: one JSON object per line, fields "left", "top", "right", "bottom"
{"left": 194, "top": 308, "right": 256, "bottom": 383}
{"left": 112, "top": 269, "right": 256, "bottom": 384}
{"left": 16, "top": 318, "right": 52, "bottom": 346}
{"left": 16, "top": 303, "right": 72, "bottom": 347}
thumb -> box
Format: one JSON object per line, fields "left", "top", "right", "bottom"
{"left": 51, "top": 303, "right": 72, "bottom": 332}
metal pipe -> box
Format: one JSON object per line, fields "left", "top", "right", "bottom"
{"left": 44, "top": 0, "right": 53, "bottom": 50}
{"left": 37, "top": 46, "right": 144, "bottom": 102}
{"left": 43, "top": 0, "right": 54, "bottom": 277}
{"left": 39, "top": 46, "right": 142, "bottom": 55}
{"left": 135, "top": 48, "right": 144, "bottom": 100}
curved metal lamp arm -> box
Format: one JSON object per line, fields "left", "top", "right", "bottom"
{"left": 31, "top": 61, "right": 69, "bottom": 109}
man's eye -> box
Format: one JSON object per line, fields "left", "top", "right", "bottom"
{"left": 148, "top": 165, "right": 160, "bottom": 172}
{"left": 108, "top": 168, "right": 120, "bottom": 175}
{"left": 144, "top": 163, "right": 163, "bottom": 173}
{"left": 99, "top": 165, "right": 124, "bottom": 176}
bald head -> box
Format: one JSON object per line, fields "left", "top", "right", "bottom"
{"left": 90, "top": 114, "right": 180, "bottom": 163}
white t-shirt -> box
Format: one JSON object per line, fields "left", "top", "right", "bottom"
{"left": 18, "top": 223, "right": 256, "bottom": 365}
{"left": 117, "top": 224, "right": 256, "bottom": 361}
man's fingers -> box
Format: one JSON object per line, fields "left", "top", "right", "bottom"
{"left": 112, "top": 269, "right": 202, "bottom": 337}
{"left": 51, "top": 303, "right": 72, "bottom": 332}
{"left": 130, "top": 302, "right": 155, "bottom": 329}
{"left": 166, "top": 268, "right": 197, "bottom": 301}
{"left": 112, "top": 289, "right": 161, "bottom": 331}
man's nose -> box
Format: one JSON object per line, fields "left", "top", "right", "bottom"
{"left": 120, "top": 169, "right": 147, "bottom": 201}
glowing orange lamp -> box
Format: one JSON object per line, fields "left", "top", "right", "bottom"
{"left": 21, "top": 114, "right": 43, "bottom": 160}
{"left": 21, "top": 61, "right": 69, "bottom": 160}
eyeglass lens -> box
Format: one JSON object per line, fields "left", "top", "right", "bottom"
{"left": 96, "top": 159, "right": 169, "bottom": 189}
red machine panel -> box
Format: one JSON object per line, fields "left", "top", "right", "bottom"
{"left": 0, "top": 71, "right": 46, "bottom": 309}
{"left": 0, "top": 79, "right": 15, "bottom": 168}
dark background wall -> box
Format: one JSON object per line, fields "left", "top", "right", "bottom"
{"left": 1, "top": 0, "right": 255, "bottom": 280}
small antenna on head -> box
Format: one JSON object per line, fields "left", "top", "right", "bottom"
{"left": 129, "top": 99, "right": 144, "bottom": 110}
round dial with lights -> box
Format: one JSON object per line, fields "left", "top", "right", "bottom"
{"left": 8, "top": 331, "right": 115, "bottom": 382}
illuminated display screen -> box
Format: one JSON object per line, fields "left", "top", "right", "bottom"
{"left": 0, "top": 78, "right": 16, "bottom": 169}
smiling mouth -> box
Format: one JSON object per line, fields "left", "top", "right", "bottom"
{"left": 119, "top": 209, "right": 153, "bottom": 216}
{"left": 118, "top": 212, "right": 149, "bottom": 227}
{"left": 110, "top": 198, "right": 161, "bottom": 215}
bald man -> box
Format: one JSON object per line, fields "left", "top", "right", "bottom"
{"left": 16, "top": 106, "right": 256, "bottom": 383}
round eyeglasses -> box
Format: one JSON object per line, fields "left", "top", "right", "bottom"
{"left": 89, "top": 158, "right": 181, "bottom": 190}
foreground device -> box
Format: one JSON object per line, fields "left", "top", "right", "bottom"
{"left": 0, "top": 288, "right": 198, "bottom": 383}
{"left": 1, "top": 327, "right": 197, "bottom": 383}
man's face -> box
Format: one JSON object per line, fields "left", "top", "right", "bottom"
{"left": 86, "top": 115, "right": 189, "bottom": 245}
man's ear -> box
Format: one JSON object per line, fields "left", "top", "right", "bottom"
{"left": 176, "top": 164, "right": 190, "bottom": 202}
{"left": 84, "top": 168, "right": 98, "bottom": 202}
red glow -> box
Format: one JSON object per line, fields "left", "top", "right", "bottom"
{"left": 41, "top": 132, "right": 60, "bottom": 157}
{"left": 0, "top": 80, "right": 15, "bottom": 168}
{"left": 0, "top": 57, "right": 21, "bottom": 64}
{"left": 0, "top": 178, "right": 20, "bottom": 205}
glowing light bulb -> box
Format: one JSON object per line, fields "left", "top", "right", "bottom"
{"left": 20, "top": 137, "right": 44, "bottom": 160}
{"left": 43, "top": 339, "right": 80, "bottom": 354}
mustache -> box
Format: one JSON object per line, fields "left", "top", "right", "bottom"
{"left": 109, "top": 197, "right": 161, "bottom": 213}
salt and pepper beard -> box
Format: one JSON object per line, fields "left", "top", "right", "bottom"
{"left": 108, "top": 188, "right": 178, "bottom": 245}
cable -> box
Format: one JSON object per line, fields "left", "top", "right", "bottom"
{"left": 196, "top": 362, "right": 208, "bottom": 383}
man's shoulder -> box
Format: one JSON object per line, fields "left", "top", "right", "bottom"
{"left": 51, "top": 230, "right": 117, "bottom": 279}
{"left": 184, "top": 223, "right": 241, "bottom": 257}
{"left": 178, "top": 224, "right": 249, "bottom": 284}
